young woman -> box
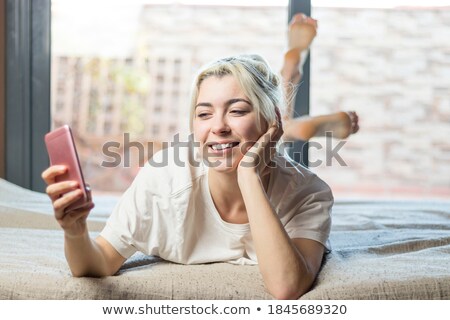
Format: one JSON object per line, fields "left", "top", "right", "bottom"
{"left": 42, "top": 54, "right": 333, "bottom": 300}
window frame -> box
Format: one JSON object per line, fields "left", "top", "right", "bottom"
{"left": 5, "top": 0, "right": 50, "bottom": 192}
{"left": 289, "top": 0, "right": 311, "bottom": 167}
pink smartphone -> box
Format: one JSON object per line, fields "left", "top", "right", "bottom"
{"left": 45, "top": 125, "right": 90, "bottom": 212}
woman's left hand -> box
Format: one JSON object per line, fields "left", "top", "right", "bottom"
{"left": 238, "top": 108, "right": 284, "bottom": 178}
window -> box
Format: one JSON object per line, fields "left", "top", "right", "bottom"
{"left": 51, "top": 0, "right": 290, "bottom": 194}
{"left": 309, "top": 0, "right": 450, "bottom": 199}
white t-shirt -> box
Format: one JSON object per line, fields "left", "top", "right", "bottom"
{"left": 100, "top": 142, "right": 333, "bottom": 265}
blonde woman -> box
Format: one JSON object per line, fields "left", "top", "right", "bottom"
{"left": 42, "top": 54, "right": 333, "bottom": 300}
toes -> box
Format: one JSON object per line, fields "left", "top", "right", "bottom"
{"left": 348, "top": 111, "right": 358, "bottom": 123}
{"left": 306, "top": 17, "right": 318, "bottom": 28}
{"left": 291, "top": 13, "right": 307, "bottom": 24}
{"left": 290, "top": 14, "right": 317, "bottom": 28}
{"left": 351, "top": 116, "right": 359, "bottom": 134}
{"left": 344, "top": 111, "right": 359, "bottom": 134}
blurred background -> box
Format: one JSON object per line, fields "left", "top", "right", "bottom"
{"left": 51, "top": 0, "right": 450, "bottom": 199}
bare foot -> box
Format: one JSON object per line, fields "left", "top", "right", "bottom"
{"left": 283, "top": 111, "right": 360, "bottom": 141}
{"left": 281, "top": 13, "right": 318, "bottom": 84}
{"left": 288, "top": 13, "right": 318, "bottom": 52}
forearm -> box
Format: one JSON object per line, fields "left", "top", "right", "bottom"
{"left": 64, "top": 230, "right": 113, "bottom": 277}
{"left": 238, "top": 172, "right": 313, "bottom": 299}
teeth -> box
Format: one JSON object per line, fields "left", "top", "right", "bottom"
{"left": 211, "top": 143, "right": 235, "bottom": 151}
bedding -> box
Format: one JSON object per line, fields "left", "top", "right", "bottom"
{"left": 1, "top": 178, "right": 449, "bottom": 299}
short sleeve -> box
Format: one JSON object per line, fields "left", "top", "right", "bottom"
{"left": 283, "top": 175, "right": 333, "bottom": 251}
{"left": 99, "top": 164, "right": 157, "bottom": 259}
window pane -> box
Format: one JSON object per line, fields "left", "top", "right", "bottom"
{"left": 51, "top": 0, "right": 288, "bottom": 194}
{"left": 309, "top": 1, "right": 450, "bottom": 199}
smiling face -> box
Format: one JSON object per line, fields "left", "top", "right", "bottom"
{"left": 193, "top": 75, "right": 267, "bottom": 173}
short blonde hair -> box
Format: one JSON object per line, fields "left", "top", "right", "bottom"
{"left": 189, "top": 54, "right": 284, "bottom": 132}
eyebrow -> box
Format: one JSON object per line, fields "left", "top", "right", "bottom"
{"left": 195, "top": 98, "right": 251, "bottom": 108}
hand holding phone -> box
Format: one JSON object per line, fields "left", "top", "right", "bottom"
{"left": 44, "top": 125, "right": 91, "bottom": 212}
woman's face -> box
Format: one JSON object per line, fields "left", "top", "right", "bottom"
{"left": 193, "top": 75, "right": 267, "bottom": 173}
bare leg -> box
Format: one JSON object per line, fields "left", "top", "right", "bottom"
{"left": 283, "top": 111, "right": 360, "bottom": 141}
{"left": 281, "top": 13, "right": 317, "bottom": 121}
{"left": 280, "top": 14, "right": 360, "bottom": 141}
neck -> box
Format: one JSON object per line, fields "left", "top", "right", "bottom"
{"left": 208, "top": 170, "right": 243, "bottom": 209}
{"left": 208, "top": 169, "right": 270, "bottom": 222}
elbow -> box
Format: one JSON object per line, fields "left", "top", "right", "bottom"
{"left": 70, "top": 269, "right": 88, "bottom": 278}
{"left": 268, "top": 273, "right": 315, "bottom": 300}
{"left": 70, "top": 270, "right": 109, "bottom": 278}
{"left": 69, "top": 267, "right": 112, "bottom": 278}
{"left": 269, "top": 286, "right": 305, "bottom": 300}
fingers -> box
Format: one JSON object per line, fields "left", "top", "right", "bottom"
{"left": 42, "top": 166, "right": 93, "bottom": 234}
{"left": 75, "top": 201, "right": 95, "bottom": 213}
{"left": 53, "top": 188, "right": 84, "bottom": 219}
{"left": 258, "top": 109, "right": 283, "bottom": 148}
{"left": 271, "top": 107, "right": 284, "bottom": 141}
{"left": 41, "top": 165, "right": 67, "bottom": 185}
{"left": 58, "top": 208, "right": 90, "bottom": 230}
{"left": 55, "top": 194, "right": 94, "bottom": 232}
{"left": 42, "top": 164, "right": 85, "bottom": 203}
{"left": 46, "top": 180, "right": 80, "bottom": 202}
{"left": 259, "top": 124, "right": 282, "bottom": 153}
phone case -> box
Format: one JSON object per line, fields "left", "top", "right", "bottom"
{"left": 45, "top": 125, "right": 89, "bottom": 212}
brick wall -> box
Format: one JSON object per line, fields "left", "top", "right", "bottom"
{"left": 138, "top": 5, "right": 450, "bottom": 199}
{"left": 309, "top": 7, "right": 450, "bottom": 199}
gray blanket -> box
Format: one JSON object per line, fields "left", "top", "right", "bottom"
{"left": 1, "top": 179, "right": 449, "bottom": 299}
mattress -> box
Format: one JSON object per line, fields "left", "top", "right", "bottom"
{"left": 1, "top": 178, "right": 449, "bottom": 299}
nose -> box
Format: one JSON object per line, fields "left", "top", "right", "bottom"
{"left": 211, "top": 114, "right": 230, "bottom": 135}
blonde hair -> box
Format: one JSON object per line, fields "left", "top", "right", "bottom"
{"left": 189, "top": 54, "right": 284, "bottom": 132}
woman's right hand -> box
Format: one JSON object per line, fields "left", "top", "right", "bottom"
{"left": 42, "top": 165, "right": 94, "bottom": 237}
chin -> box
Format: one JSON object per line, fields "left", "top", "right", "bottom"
{"left": 204, "top": 155, "right": 241, "bottom": 174}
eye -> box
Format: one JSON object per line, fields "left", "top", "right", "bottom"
{"left": 230, "top": 110, "right": 248, "bottom": 116}
{"left": 196, "top": 112, "right": 210, "bottom": 119}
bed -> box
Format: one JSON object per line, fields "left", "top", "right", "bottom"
{"left": 1, "top": 178, "right": 449, "bottom": 299}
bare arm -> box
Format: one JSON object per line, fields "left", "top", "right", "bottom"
{"left": 63, "top": 232, "right": 125, "bottom": 277}
{"left": 42, "top": 165, "right": 125, "bottom": 277}
{"left": 238, "top": 171, "right": 324, "bottom": 299}
{"left": 237, "top": 112, "right": 324, "bottom": 299}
